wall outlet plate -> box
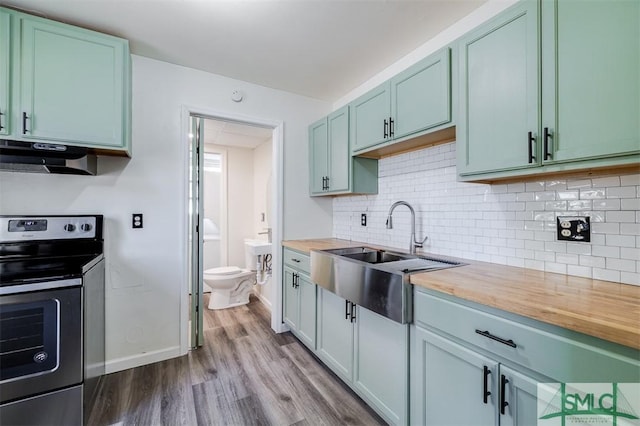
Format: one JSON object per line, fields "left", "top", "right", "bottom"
{"left": 361, "top": 213, "right": 367, "bottom": 226}
{"left": 132, "top": 213, "right": 143, "bottom": 229}
{"left": 557, "top": 216, "right": 590, "bottom": 242}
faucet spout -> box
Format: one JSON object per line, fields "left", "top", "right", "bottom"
{"left": 386, "top": 201, "right": 427, "bottom": 254}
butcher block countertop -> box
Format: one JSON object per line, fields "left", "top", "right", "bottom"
{"left": 283, "top": 238, "right": 640, "bottom": 350}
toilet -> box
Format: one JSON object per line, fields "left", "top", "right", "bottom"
{"left": 204, "top": 266, "right": 256, "bottom": 310}
{"left": 203, "top": 239, "right": 271, "bottom": 310}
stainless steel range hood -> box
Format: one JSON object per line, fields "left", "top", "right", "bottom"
{"left": 0, "top": 140, "right": 97, "bottom": 175}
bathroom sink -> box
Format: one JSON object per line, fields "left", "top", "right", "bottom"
{"left": 311, "top": 246, "right": 465, "bottom": 324}
{"left": 244, "top": 239, "right": 272, "bottom": 256}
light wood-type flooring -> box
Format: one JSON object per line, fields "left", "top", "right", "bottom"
{"left": 88, "top": 294, "right": 385, "bottom": 425}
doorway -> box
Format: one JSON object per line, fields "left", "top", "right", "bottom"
{"left": 183, "top": 109, "right": 284, "bottom": 351}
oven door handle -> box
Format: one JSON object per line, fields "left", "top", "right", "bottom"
{"left": 0, "top": 278, "right": 82, "bottom": 295}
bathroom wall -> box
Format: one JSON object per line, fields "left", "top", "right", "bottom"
{"left": 253, "top": 138, "right": 274, "bottom": 307}
{"left": 210, "top": 143, "right": 255, "bottom": 268}
{"left": 203, "top": 147, "right": 223, "bottom": 270}
{"left": 333, "top": 142, "right": 640, "bottom": 286}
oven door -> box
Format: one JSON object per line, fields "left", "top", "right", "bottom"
{"left": 0, "top": 284, "right": 82, "bottom": 404}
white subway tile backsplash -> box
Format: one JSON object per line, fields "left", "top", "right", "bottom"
{"left": 607, "top": 186, "right": 637, "bottom": 198}
{"left": 333, "top": 142, "right": 640, "bottom": 286}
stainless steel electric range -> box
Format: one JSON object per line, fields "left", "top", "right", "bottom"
{"left": 0, "top": 215, "right": 105, "bottom": 425}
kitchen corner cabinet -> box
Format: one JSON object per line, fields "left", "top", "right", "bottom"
{"left": 309, "top": 106, "right": 378, "bottom": 196}
{"left": 350, "top": 47, "right": 452, "bottom": 154}
{"left": 282, "top": 249, "right": 316, "bottom": 349}
{"left": 1, "top": 7, "right": 131, "bottom": 154}
{"left": 458, "top": 0, "right": 639, "bottom": 180}
{"left": 0, "top": 10, "right": 10, "bottom": 136}
{"left": 317, "top": 288, "right": 408, "bottom": 425}
{"left": 411, "top": 289, "right": 640, "bottom": 426}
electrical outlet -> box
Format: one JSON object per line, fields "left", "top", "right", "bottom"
{"left": 557, "top": 216, "right": 590, "bottom": 242}
{"left": 361, "top": 213, "right": 367, "bottom": 226}
{"left": 132, "top": 213, "right": 143, "bottom": 229}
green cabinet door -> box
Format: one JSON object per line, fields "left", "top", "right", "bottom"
{"left": 0, "top": 10, "right": 9, "bottom": 136}
{"left": 283, "top": 267, "right": 299, "bottom": 330}
{"left": 309, "top": 117, "right": 328, "bottom": 195}
{"left": 458, "top": 1, "right": 540, "bottom": 175}
{"left": 541, "top": 0, "right": 640, "bottom": 163}
{"left": 499, "top": 365, "right": 541, "bottom": 426}
{"left": 316, "top": 288, "right": 354, "bottom": 382}
{"left": 296, "top": 273, "right": 316, "bottom": 350}
{"left": 17, "top": 16, "right": 127, "bottom": 148}
{"left": 327, "top": 106, "right": 350, "bottom": 192}
{"left": 350, "top": 82, "right": 391, "bottom": 153}
{"left": 412, "top": 327, "right": 497, "bottom": 426}
{"left": 354, "top": 307, "right": 408, "bottom": 426}
{"left": 391, "top": 48, "right": 451, "bottom": 140}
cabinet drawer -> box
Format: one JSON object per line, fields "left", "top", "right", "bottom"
{"left": 283, "top": 248, "right": 310, "bottom": 274}
{"left": 414, "top": 290, "right": 639, "bottom": 383}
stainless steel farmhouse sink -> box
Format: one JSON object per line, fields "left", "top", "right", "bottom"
{"left": 310, "top": 247, "right": 465, "bottom": 324}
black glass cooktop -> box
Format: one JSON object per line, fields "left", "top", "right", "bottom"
{"left": 0, "top": 255, "right": 101, "bottom": 286}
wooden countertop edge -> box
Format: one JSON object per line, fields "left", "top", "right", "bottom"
{"left": 282, "top": 238, "right": 640, "bottom": 350}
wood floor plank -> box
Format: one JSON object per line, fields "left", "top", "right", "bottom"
{"left": 89, "top": 294, "right": 386, "bottom": 426}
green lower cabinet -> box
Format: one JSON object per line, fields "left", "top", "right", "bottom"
{"left": 412, "top": 327, "right": 497, "bottom": 426}
{"left": 500, "top": 365, "right": 540, "bottom": 426}
{"left": 296, "top": 273, "right": 316, "bottom": 349}
{"left": 316, "top": 288, "right": 408, "bottom": 425}
{"left": 354, "top": 307, "right": 408, "bottom": 426}
{"left": 411, "top": 326, "right": 544, "bottom": 426}
{"left": 316, "top": 288, "right": 354, "bottom": 381}
{"left": 283, "top": 266, "right": 316, "bottom": 350}
{"left": 283, "top": 267, "right": 299, "bottom": 330}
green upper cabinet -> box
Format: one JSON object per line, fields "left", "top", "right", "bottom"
{"left": 309, "top": 105, "right": 378, "bottom": 196}
{"left": 457, "top": 1, "right": 540, "bottom": 176}
{"left": 14, "top": 15, "right": 130, "bottom": 151}
{"left": 350, "top": 82, "right": 391, "bottom": 152}
{"left": 0, "top": 10, "right": 10, "bottom": 136}
{"left": 390, "top": 48, "right": 451, "bottom": 140}
{"left": 541, "top": 0, "right": 640, "bottom": 163}
{"left": 458, "top": 0, "right": 639, "bottom": 181}
{"left": 350, "top": 47, "right": 453, "bottom": 155}
{"left": 309, "top": 118, "right": 328, "bottom": 194}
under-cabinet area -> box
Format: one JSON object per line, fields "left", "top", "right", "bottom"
{"left": 283, "top": 239, "right": 640, "bottom": 426}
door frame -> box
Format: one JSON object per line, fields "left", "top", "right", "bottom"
{"left": 180, "top": 105, "right": 286, "bottom": 354}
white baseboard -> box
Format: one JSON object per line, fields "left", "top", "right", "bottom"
{"left": 105, "top": 345, "right": 184, "bottom": 374}
{"left": 254, "top": 289, "right": 272, "bottom": 311}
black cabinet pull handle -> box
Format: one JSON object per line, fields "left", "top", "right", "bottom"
{"left": 345, "top": 300, "right": 351, "bottom": 320}
{"left": 389, "top": 117, "right": 394, "bottom": 137}
{"left": 291, "top": 258, "right": 301, "bottom": 263}
{"left": 383, "top": 119, "right": 388, "bottom": 138}
{"left": 321, "top": 176, "right": 326, "bottom": 190}
{"left": 0, "top": 111, "right": 4, "bottom": 131}
{"left": 22, "top": 112, "right": 29, "bottom": 134}
{"left": 500, "top": 374, "right": 509, "bottom": 415}
{"left": 483, "top": 366, "right": 492, "bottom": 404}
{"left": 350, "top": 302, "right": 356, "bottom": 323}
{"left": 325, "top": 176, "right": 329, "bottom": 190}
{"left": 528, "top": 131, "right": 536, "bottom": 163}
{"left": 475, "top": 329, "right": 517, "bottom": 348}
{"left": 544, "top": 127, "right": 552, "bottom": 160}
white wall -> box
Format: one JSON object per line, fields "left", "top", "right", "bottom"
{"left": 334, "top": 143, "right": 640, "bottom": 286}
{"left": 332, "top": 0, "right": 517, "bottom": 110}
{"left": 253, "top": 138, "right": 274, "bottom": 306}
{"left": 0, "top": 54, "right": 332, "bottom": 372}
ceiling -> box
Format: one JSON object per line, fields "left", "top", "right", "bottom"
{"left": 203, "top": 119, "right": 272, "bottom": 149}
{"left": 1, "top": 0, "right": 487, "bottom": 102}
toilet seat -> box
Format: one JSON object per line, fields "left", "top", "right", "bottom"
{"left": 204, "top": 266, "right": 253, "bottom": 280}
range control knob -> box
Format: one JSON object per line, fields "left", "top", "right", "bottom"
{"left": 64, "top": 224, "right": 76, "bottom": 232}
{"left": 80, "top": 223, "right": 92, "bottom": 232}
